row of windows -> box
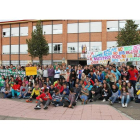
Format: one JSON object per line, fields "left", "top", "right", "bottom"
{"left": 2, "top": 41, "right": 117, "bottom": 54}
{"left": 2, "top": 20, "right": 140, "bottom": 37}
{"left": 2, "top": 44, "right": 28, "bottom": 54}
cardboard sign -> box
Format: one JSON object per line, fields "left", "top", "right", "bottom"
{"left": 25, "top": 67, "right": 37, "bottom": 76}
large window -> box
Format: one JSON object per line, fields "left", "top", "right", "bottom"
{"left": 43, "top": 25, "right": 52, "bottom": 34}
{"left": 43, "top": 60, "right": 51, "bottom": 65}
{"left": 91, "top": 42, "right": 102, "bottom": 51}
{"left": 2, "top": 61, "right": 10, "bottom": 65}
{"left": 107, "top": 21, "right": 118, "bottom": 32}
{"left": 134, "top": 20, "right": 140, "bottom": 30}
{"left": 79, "top": 22, "right": 89, "bottom": 33}
{"left": 2, "top": 28, "right": 10, "bottom": 37}
{"left": 67, "top": 43, "right": 77, "bottom": 53}
{"left": 2, "top": 45, "right": 10, "bottom": 54}
{"left": 48, "top": 43, "right": 52, "bottom": 53}
{"left": 20, "top": 44, "right": 28, "bottom": 54}
{"left": 53, "top": 43, "right": 62, "bottom": 53}
{"left": 11, "top": 45, "right": 19, "bottom": 54}
{"left": 11, "top": 61, "right": 18, "bottom": 65}
{"left": 67, "top": 23, "right": 78, "bottom": 33}
{"left": 119, "top": 21, "right": 126, "bottom": 30}
{"left": 20, "top": 27, "right": 28, "bottom": 36}
{"left": 90, "top": 22, "right": 102, "bottom": 32}
{"left": 79, "top": 42, "right": 89, "bottom": 53}
{"left": 11, "top": 27, "right": 19, "bottom": 36}
{"left": 107, "top": 41, "right": 117, "bottom": 49}
{"left": 20, "top": 61, "right": 28, "bottom": 66}
{"left": 53, "top": 24, "right": 62, "bottom": 34}
{"left": 33, "top": 26, "right": 36, "bottom": 31}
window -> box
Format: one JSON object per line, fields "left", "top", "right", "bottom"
{"left": 90, "top": 22, "right": 102, "bottom": 32}
{"left": 119, "top": 21, "right": 126, "bottom": 30}
{"left": 48, "top": 43, "right": 52, "bottom": 53}
{"left": 53, "top": 24, "right": 62, "bottom": 34}
{"left": 43, "top": 25, "right": 52, "bottom": 34}
{"left": 43, "top": 60, "right": 51, "bottom": 65}
{"left": 107, "top": 41, "right": 117, "bottom": 49}
{"left": 91, "top": 42, "right": 102, "bottom": 51}
{"left": 20, "top": 61, "right": 28, "bottom": 66}
{"left": 11, "top": 61, "right": 18, "bottom": 65}
{"left": 20, "top": 27, "right": 28, "bottom": 36}
{"left": 107, "top": 21, "right": 118, "bottom": 32}
{"left": 33, "top": 26, "right": 36, "bottom": 31}
{"left": 20, "top": 44, "right": 28, "bottom": 54}
{"left": 67, "top": 23, "right": 78, "bottom": 33}
{"left": 53, "top": 43, "right": 62, "bottom": 53}
{"left": 79, "top": 22, "right": 89, "bottom": 33}
{"left": 2, "top": 61, "right": 10, "bottom": 65}
{"left": 67, "top": 43, "right": 77, "bottom": 53}
{"left": 11, "top": 45, "right": 19, "bottom": 54}
{"left": 79, "top": 42, "right": 89, "bottom": 53}
{"left": 2, "top": 45, "right": 10, "bottom": 54}
{"left": 2, "top": 28, "right": 10, "bottom": 37}
{"left": 11, "top": 27, "right": 19, "bottom": 36}
{"left": 134, "top": 20, "right": 140, "bottom": 30}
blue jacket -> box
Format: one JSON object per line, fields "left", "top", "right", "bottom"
{"left": 63, "top": 88, "right": 70, "bottom": 95}
{"left": 111, "top": 69, "right": 121, "bottom": 81}
{"left": 97, "top": 74, "right": 104, "bottom": 83}
{"left": 88, "top": 73, "right": 97, "bottom": 83}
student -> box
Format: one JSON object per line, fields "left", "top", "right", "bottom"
{"left": 62, "top": 83, "right": 70, "bottom": 97}
{"left": 97, "top": 71, "right": 104, "bottom": 83}
{"left": 101, "top": 83, "right": 111, "bottom": 102}
{"left": 45, "top": 77, "right": 51, "bottom": 87}
{"left": 23, "top": 77, "right": 29, "bottom": 85}
{"left": 127, "top": 82, "right": 134, "bottom": 101}
{"left": 80, "top": 84, "right": 89, "bottom": 104}
{"left": 24, "top": 81, "right": 33, "bottom": 99}
{"left": 54, "top": 67, "right": 61, "bottom": 82}
{"left": 122, "top": 81, "right": 127, "bottom": 87}
{"left": 52, "top": 89, "right": 62, "bottom": 107}
{"left": 0, "top": 75, "right": 5, "bottom": 92}
{"left": 9, "top": 77, "right": 14, "bottom": 87}
{"left": 106, "top": 70, "right": 116, "bottom": 88}
{"left": 49, "top": 84, "right": 55, "bottom": 96}
{"left": 122, "top": 76, "right": 129, "bottom": 83}
{"left": 108, "top": 84, "right": 119, "bottom": 105}
{"left": 26, "top": 83, "right": 41, "bottom": 103}
{"left": 91, "top": 81, "right": 102, "bottom": 102}
{"left": 120, "top": 86, "right": 130, "bottom": 108}
{"left": 116, "top": 79, "right": 122, "bottom": 90}
{"left": 18, "top": 82, "right": 28, "bottom": 99}
{"left": 17, "top": 77, "right": 22, "bottom": 86}
{"left": 34, "top": 88, "right": 52, "bottom": 110}
{"left": 29, "top": 76, "right": 35, "bottom": 85}
{"left": 84, "top": 76, "right": 94, "bottom": 86}
{"left": 56, "top": 82, "right": 64, "bottom": 94}
{"left": 63, "top": 88, "right": 76, "bottom": 108}
{"left": 73, "top": 83, "right": 81, "bottom": 102}
{"left": 11, "top": 81, "right": 21, "bottom": 98}
{"left": 3, "top": 84, "right": 12, "bottom": 98}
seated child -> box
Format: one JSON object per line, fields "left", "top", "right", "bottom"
{"left": 52, "top": 89, "right": 62, "bottom": 107}
{"left": 49, "top": 84, "right": 55, "bottom": 96}
{"left": 63, "top": 88, "right": 76, "bottom": 108}
{"left": 26, "top": 83, "right": 41, "bottom": 103}
{"left": 80, "top": 84, "right": 89, "bottom": 104}
{"left": 11, "top": 81, "right": 21, "bottom": 98}
{"left": 34, "top": 88, "right": 52, "bottom": 110}
{"left": 18, "top": 82, "right": 28, "bottom": 99}
{"left": 3, "top": 84, "right": 12, "bottom": 98}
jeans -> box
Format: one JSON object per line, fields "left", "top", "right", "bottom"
{"left": 49, "top": 76, "right": 54, "bottom": 84}
{"left": 130, "top": 80, "right": 136, "bottom": 95}
{"left": 109, "top": 96, "right": 117, "bottom": 103}
{"left": 0, "top": 86, "right": 5, "bottom": 93}
{"left": 4, "top": 92, "right": 12, "bottom": 98}
{"left": 121, "top": 95, "right": 130, "bottom": 104}
{"left": 11, "top": 89, "right": 20, "bottom": 97}
{"left": 80, "top": 95, "right": 88, "bottom": 101}
{"left": 37, "top": 99, "right": 51, "bottom": 107}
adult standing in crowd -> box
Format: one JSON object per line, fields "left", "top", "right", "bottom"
{"left": 48, "top": 65, "right": 55, "bottom": 84}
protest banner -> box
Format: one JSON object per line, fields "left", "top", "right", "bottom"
{"left": 25, "top": 67, "right": 37, "bottom": 76}
{"left": 87, "top": 44, "right": 140, "bottom": 65}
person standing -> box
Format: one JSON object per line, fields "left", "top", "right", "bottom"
{"left": 83, "top": 65, "right": 90, "bottom": 76}
{"left": 54, "top": 67, "right": 61, "bottom": 82}
{"left": 48, "top": 65, "right": 55, "bottom": 84}
{"left": 43, "top": 65, "right": 48, "bottom": 81}
{"left": 128, "top": 65, "right": 138, "bottom": 96}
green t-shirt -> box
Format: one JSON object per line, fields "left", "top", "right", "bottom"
{"left": 0, "top": 79, "right": 5, "bottom": 87}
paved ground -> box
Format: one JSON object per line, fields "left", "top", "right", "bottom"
{"left": 0, "top": 98, "right": 131, "bottom": 120}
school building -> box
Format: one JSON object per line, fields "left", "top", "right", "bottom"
{"left": 0, "top": 19, "right": 140, "bottom": 66}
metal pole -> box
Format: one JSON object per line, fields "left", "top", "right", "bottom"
{"left": 19, "top": 23, "right": 20, "bottom": 65}
{"left": 10, "top": 24, "right": 11, "bottom": 65}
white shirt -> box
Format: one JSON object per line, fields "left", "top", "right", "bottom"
{"left": 54, "top": 69, "right": 61, "bottom": 78}
{"left": 43, "top": 69, "right": 48, "bottom": 77}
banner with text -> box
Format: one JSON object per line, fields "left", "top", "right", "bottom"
{"left": 87, "top": 44, "right": 140, "bottom": 65}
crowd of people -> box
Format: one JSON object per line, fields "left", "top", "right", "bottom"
{"left": 0, "top": 62, "right": 140, "bottom": 110}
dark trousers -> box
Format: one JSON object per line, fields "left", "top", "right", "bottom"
{"left": 54, "top": 78, "right": 60, "bottom": 82}
{"left": 37, "top": 99, "right": 51, "bottom": 107}
{"left": 31, "top": 93, "right": 38, "bottom": 99}
{"left": 49, "top": 76, "right": 54, "bottom": 83}
{"left": 4, "top": 92, "right": 12, "bottom": 98}
{"left": 63, "top": 100, "right": 76, "bottom": 107}
{"left": 93, "top": 94, "right": 101, "bottom": 101}
{"left": 130, "top": 80, "right": 136, "bottom": 95}
{"left": 88, "top": 90, "right": 92, "bottom": 99}
{"left": 110, "top": 82, "right": 114, "bottom": 89}
{"left": 52, "top": 101, "right": 61, "bottom": 105}
{"left": 135, "top": 99, "right": 140, "bottom": 103}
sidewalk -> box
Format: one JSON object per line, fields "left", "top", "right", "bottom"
{"left": 0, "top": 99, "right": 130, "bottom": 120}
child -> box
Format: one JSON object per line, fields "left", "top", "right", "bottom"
{"left": 52, "top": 89, "right": 62, "bottom": 107}
{"left": 108, "top": 84, "right": 120, "bottom": 105}
{"left": 34, "top": 88, "right": 52, "bottom": 110}
{"left": 23, "top": 77, "right": 29, "bottom": 85}
{"left": 26, "top": 83, "right": 41, "bottom": 103}
{"left": 3, "top": 84, "right": 12, "bottom": 98}
{"left": 80, "top": 84, "right": 89, "bottom": 104}
{"left": 56, "top": 82, "right": 64, "bottom": 94}
{"left": 24, "top": 81, "right": 33, "bottom": 99}
{"left": 0, "top": 75, "right": 5, "bottom": 92}
{"left": 63, "top": 88, "right": 76, "bottom": 108}
{"left": 18, "top": 82, "right": 28, "bottom": 99}
{"left": 120, "top": 86, "right": 130, "bottom": 108}
{"left": 11, "top": 81, "right": 21, "bottom": 98}
{"left": 127, "top": 82, "right": 134, "bottom": 101}
{"left": 18, "top": 77, "right": 22, "bottom": 86}
{"left": 49, "top": 84, "right": 55, "bottom": 96}
{"left": 116, "top": 79, "right": 122, "bottom": 90}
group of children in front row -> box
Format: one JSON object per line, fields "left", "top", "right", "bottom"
{"left": 1, "top": 75, "right": 140, "bottom": 109}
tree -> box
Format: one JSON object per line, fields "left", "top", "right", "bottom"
{"left": 26, "top": 20, "right": 49, "bottom": 65}
{"left": 116, "top": 20, "right": 140, "bottom": 47}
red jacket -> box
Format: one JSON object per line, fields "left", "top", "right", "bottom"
{"left": 128, "top": 69, "right": 138, "bottom": 81}
{"left": 18, "top": 80, "right": 22, "bottom": 86}
{"left": 12, "top": 84, "right": 21, "bottom": 90}
{"left": 84, "top": 79, "right": 94, "bottom": 86}
{"left": 56, "top": 85, "right": 64, "bottom": 93}
{"left": 36, "top": 93, "right": 52, "bottom": 101}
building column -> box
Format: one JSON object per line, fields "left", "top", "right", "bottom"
{"left": 102, "top": 20, "right": 107, "bottom": 50}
